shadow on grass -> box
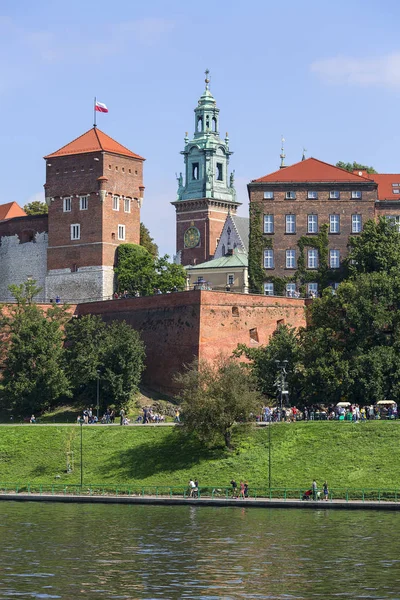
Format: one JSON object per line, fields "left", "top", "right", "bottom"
{"left": 99, "top": 429, "right": 226, "bottom": 480}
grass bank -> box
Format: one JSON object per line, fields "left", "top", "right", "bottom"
{"left": 0, "top": 421, "right": 399, "bottom": 489}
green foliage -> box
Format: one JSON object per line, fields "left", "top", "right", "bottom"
{"left": 23, "top": 200, "right": 48, "bottom": 215}
{"left": 140, "top": 222, "right": 158, "bottom": 258}
{"left": 0, "top": 284, "right": 71, "bottom": 415}
{"left": 248, "top": 203, "right": 267, "bottom": 293}
{"left": 115, "top": 244, "right": 186, "bottom": 296}
{"left": 65, "top": 315, "right": 145, "bottom": 409}
{"left": 346, "top": 217, "right": 400, "bottom": 277}
{"left": 176, "top": 356, "right": 262, "bottom": 449}
{"left": 235, "top": 325, "right": 303, "bottom": 403}
{"left": 336, "top": 161, "right": 377, "bottom": 174}
{"left": 296, "top": 223, "right": 337, "bottom": 289}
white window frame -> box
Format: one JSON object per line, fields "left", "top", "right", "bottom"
{"left": 329, "top": 214, "right": 340, "bottom": 233}
{"left": 330, "top": 190, "right": 340, "bottom": 199}
{"left": 286, "top": 249, "right": 296, "bottom": 269}
{"left": 63, "top": 197, "right": 72, "bottom": 212}
{"left": 118, "top": 224, "right": 125, "bottom": 241}
{"left": 386, "top": 215, "right": 400, "bottom": 232}
{"left": 351, "top": 190, "right": 362, "bottom": 199}
{"left": 124, "top": 198, "right": 131, "bottom": 213}
{"left": 227, "top": 273, "right": 234, "bottom": 285}
{"left": 308, "top": 191, "right": 318, "bottom": 199}
{"left": 285, "top": 214, "right": 296, "bottom": 234}
{"left": 285, "top": 191, "right": 296, "bottom": 200}
{"left": 286, "top": 283, "right": 296, "bottom": 296}
{"left": 352, "top": 214, "right": 362, "bottom": 233}
{"left": 307, "top": 214, "right": 318, "bottom": 234}
{"left": 264, "top": 249, "right": 274, "bottom": 269}
{"left": 79, "top": 195, "right": 88, "bottom": 210}
{"left": 330, "top": 249, "right": 340, "bottom": 269}
{"left": 308, "top": 283, "right": 318, "bottom": 296}
{"left": 264, "top": 214, "right": 274, "bottom": 234}
{"left": 71, "top": 223, "right": 80, "bottom": 240}
{"left": 307, "top": 249, "right": 318, "bottom": 269}
{"left": 113, "top": 195, "right": 120, "bottom": 211}
{"left": 264, "top": 282, "right": 274, "bottom": 296}
{"left": 264, "top": 191, "right": 274, "bottom": 199}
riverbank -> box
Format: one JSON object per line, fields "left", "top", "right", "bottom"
{"left": 1, "top": 421, "right": 399, "bottom": 489}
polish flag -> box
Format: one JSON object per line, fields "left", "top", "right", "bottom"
{"left": 95, "top": 101, "right": 108, "bottom": 113}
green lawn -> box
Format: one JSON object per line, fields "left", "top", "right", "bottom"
{"left": 0, "top": 421, "right": 399, "bottom": 490}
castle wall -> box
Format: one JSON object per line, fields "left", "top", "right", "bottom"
{"left": 76, "top": 290, "right": 307, "bottom": 394}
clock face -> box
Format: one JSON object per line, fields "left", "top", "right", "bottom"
{"left": 184, "top": 226, "right": 201, "bottom": 249}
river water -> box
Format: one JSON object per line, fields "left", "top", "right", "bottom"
{"left": 0, "top": 502, "right": 399, "bottom": 599}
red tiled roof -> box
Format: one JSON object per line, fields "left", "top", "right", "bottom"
{"left": 44, "top": 128, "right": 145, "bottom": 160}
{"left": 372, "top": 174, "right": 400, "bottom": 200}
{"left": 252, "top": 157, "right": 373, "bottom": 183}
{"left": 0, "top": 201, "right": 27, "bottom": 221}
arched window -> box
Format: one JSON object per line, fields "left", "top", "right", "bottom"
{"left": 197, "top": 117, "right": 203, "bottom": 132}
{"left": 212, "top": 117, "right": 217, "bottom": 132}
{"left": 206, "top": 116, "right": 210, "bottom": 130}
{"left": 216, "top": 163, "right": 223, "bottom": 181}
{"left": 222, "top": 244, "right": 226, "bottom": 256}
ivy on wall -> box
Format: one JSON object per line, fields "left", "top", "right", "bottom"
{"left": 248, "top": 203, "right": 269, "bottom": 293}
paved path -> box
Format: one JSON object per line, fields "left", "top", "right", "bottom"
{"left": 0, "top": 493, "right": 399, "bottom": 510}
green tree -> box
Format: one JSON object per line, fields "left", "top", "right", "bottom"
{"left": 176, "top": 356, "right": 262, "bottom": 449}
{"left": 235, "top": 324, "right": 303, "bottom": 403}
{"left": 346, "top": 217, "right": 400, "bottom": 276}
{"left": 0, "top": 282, "right": 71, "bottom": 415}
{"left": 140, "top": 222, "right": 158, "bottom": 258}
{"left": 155, "top": 255, "right": 186, "bottom": 293}
{"left": 336, "top": 161, "right": 377, "bottom": 174}
{"left": 65, "top": 315, "right": 145, "bottom": 409}
{"left": 23, "top": 200, "right": 48, "bottom": 215}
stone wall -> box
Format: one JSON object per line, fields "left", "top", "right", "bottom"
{"left": 45, "top": 265, "right": 114, "bottom": 303}
{"left": 76, "top": 290, "right": 307, "bottom": 394}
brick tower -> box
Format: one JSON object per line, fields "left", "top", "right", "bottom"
{"left": 172, "top": 71, "right": 240, "bottom": 266}
{"left": 44, "top": 127, "right": 145, "bottom": 302}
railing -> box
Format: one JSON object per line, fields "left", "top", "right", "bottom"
{"left": 0, "top": 483, "right": 399, "bottom": 503}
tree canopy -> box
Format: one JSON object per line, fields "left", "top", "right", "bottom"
{"left": 346, "top": 217, "right": 400, "bottom": 277}
{"left": 23, "top": 201, "right": 48, "bottom": 215}
{"left": 140, "top": 222, "right": 158, "bottom": 258}
{"left": 336, "top": 161, "right": 377, "bottom": 174}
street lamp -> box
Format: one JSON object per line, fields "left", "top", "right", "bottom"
{"left": 79, "top": 417, "right": 84, "bottom": 487}
{"left": 96, "top": 370, "right": 100, "bottom": 420}
{"left": 275, "top": 360, "right": 289, "bottom": 409}
{"left": 268, "top": 413, "right": 272, "bottom": 489}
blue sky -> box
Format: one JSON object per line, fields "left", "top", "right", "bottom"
{"left": 1, "top": 0, "right": 400, "bottom": 255}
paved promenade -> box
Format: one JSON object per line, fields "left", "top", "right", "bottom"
{"left": 0, "top": 493, "right": 399, "bottom": 511}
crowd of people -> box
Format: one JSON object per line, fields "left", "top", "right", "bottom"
{"left": 256, "top": 402, "right": 398, "bottom": 422}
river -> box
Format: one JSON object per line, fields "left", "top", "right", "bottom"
{"left": 0, "top": 502, "right": 399, "bottom": 599}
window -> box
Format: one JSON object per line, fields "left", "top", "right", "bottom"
{"left": 330, "top": 190, "right": 340, "bottom": 199}
{"left": 113, "top": 195, "right": 119, "bottom": 211}
{"left": 352, "top": 214, "right": 362, "bottom": 233}
{"left": 264, "top": 282, "right": 274, "bottom": 296}
{"left": 216, "top": 163, "right": 223, "bottom": 181}
{"left": 124, "top": 198, "right": 130, "bottom": 213}
{"left": 227, "top": 274, "right": 234, "bottom": 285}
{"left": 264, "top": 214, "right": 274, "bottom": 234}
{"left": 286, "top": 249, "right": 296, "bottom": 269}
{"left": 330, "top": 249, "right": 340, "bottom": 269}
{"left": 307, "top": 214, "right": 318, "bottom": 234}
{"left": 394, "top": 189, "right": 400, "bottom": 194}
{"left": 308, "top": 191, "right": 318, "bottom": 199}
{"left": 386, "top": 215, "right": 400, "bottom": 232}
{"left": 63, "top": 197, "right": 72, "bottom": 212}
{"left": 351, "top": 190, "right": 362, "bottom": 198}
{"left": 285, "top": 214, "right": 296, "bottom": 234}
{"left": 264, "top": 191, "right": 274, "bottom": 199}
{"left": 264, "top": 249, "right": 274, "bottom": 269}
{"left": 286, "top": 283, "right": 296, "bottom": 297}
{"left": 79, "top": 195, "right": 88, "bottom": 210}
{"left": 307, "top": 249, "right": 318, "bottom": 269}
{"left": 71, "top": 224, "right": 80, "bottom": 240}
{"left": 329, "top": 214, "right": 340, "bottom": 233}
{"left": 118, "top": 225, "right": 125, "bottom": 241}
{"left": 308, "top": 283, "right": 318, "bottom": 297}
{"left": 192, "top": 162, "right": 199, "bottom": 180}
{"left": 285, "top": 191, "right": 296, "bottom": 200}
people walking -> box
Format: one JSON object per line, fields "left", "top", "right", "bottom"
{"left": 230, "top": 479, "right": 238, "bottom": 498}
{"left": 312, "top": 479, "right": 318, "bottom": 501}
{"left": 323, "top": 481, "right": 329, "bottom": 501}
{"left": 119, "top": 408, "right": 125, "bottom": 426}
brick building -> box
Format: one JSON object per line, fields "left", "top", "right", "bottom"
{"left": 247, "top": 157, "right": 400, "bottom": 297}
{"left": 0, "top": 127, "right": 145, "bottom": 303}
{"left": 172, "top": 72, "right": 240, "bottom": 266}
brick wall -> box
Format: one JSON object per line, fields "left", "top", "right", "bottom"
{"left": 76, "top": 290, "right": 307, "bottom": 394}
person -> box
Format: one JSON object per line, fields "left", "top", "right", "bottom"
{"left": 239, "top": 481, "right": 245, "bottom": 499}
{"left": 188, "top": 479, "right": 196, "bottom": 497}
{"left": 323, "top": 481, "right": 329, "bottom": 501}
{"left": 312, "top": 479, "right": 318, "bottom": 501}
{"left": 194, "top": 478, "right": 199, "bottom": 498}
{"left": 174, "top": 409, "right": 180, "bottom": 423}
{"left": 230, "top": 479, "right": 237, "bottom": 498}
{"left": 55, "top": 295, "right": 61, "bottom": 304}
{"left": 30, "top": 414, "right": 36, "bottom": 424}
{"left": 119, "top": 408, "right": 125, "bottom": 426}
{"left": 244, "top": 482, "right": 249, "bottom": 498}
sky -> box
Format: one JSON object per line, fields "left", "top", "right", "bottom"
{"left": 1, "top": 0, "right": 400, "bottom": 255}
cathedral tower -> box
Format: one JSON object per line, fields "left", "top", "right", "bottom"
{"left": 44, "top": 127, "right": 145, "bottom": 302}
{"left": 172, "top": 71, "right": 240, "bottom": 265}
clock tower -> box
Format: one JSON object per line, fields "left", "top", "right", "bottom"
{"left": 172, "top": 71, "right": 240, "bottom": 266}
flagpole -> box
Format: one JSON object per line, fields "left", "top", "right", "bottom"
{"left": 93, "top": 96, "right": 97, "bottom": 128}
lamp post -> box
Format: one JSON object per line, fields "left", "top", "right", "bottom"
{"left": 268, "top": 412, "right": 271, "bottom": 489}
{"left": 275, "top": 360, "right": 289, "bottom": 409}
{"left": 80, "top": 418, "right": 83, "bottom": 487}
{"left": 96, "top": 370, "right": 100, "bottom": 420}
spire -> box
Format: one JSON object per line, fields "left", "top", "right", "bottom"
{"left": 302, "top": 147, "right": 307, "bottom": 161}
{"left": 205, "top": 68, "right": 210, "bottom": 90}
{"left": 280, "top": 136, "right": 286, "bottom": 169}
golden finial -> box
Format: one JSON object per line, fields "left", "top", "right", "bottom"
{"left": 205, "top": 69, "right": 210, "bottom": 90}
